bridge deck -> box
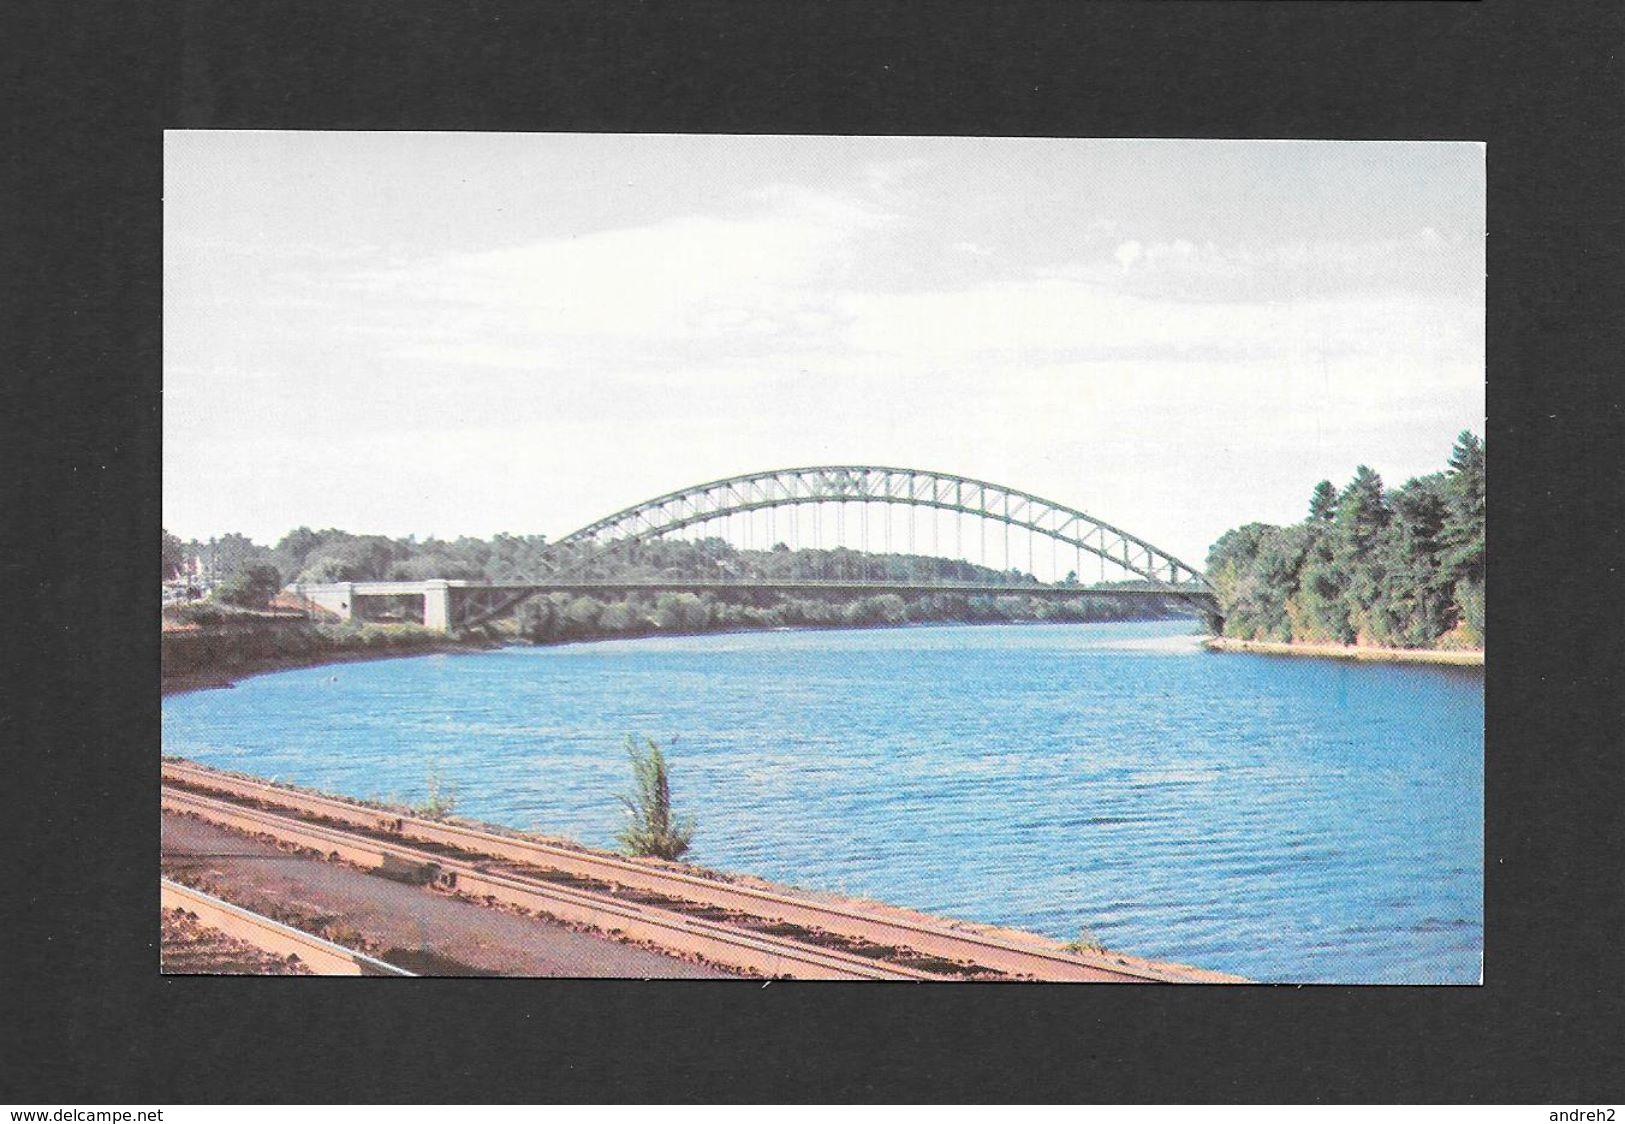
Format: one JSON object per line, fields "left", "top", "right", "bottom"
{"left": 328, "top": 579, "right": 1215, "bottom": 599}
{"left": 290, "top": 578, "right": 1216, "bottom": 633}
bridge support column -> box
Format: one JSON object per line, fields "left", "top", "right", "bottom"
{"left": 295, "top": 582, "right": 355, "bottom": 621}
{"left": 422, "top": 580, "right": 452, "bottom": 633}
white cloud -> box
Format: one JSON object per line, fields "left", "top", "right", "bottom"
{"left": 860, "top": 157, "right": 930, "bottom": 206}
{"left": 1070, "top": 229, "right": 1480, "bottom": 301}
{"left": 341, "top": 185, "right": 892, "bottom": 359}
{"left": 833, "top": 276, "right": 1480, "bottom": 372}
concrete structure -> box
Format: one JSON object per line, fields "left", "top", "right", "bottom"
{"left": 291, "top": 579, "right": 461, "bottom": 628}
{"left": 422, "top": 579, "right": 451, "bottom": 632}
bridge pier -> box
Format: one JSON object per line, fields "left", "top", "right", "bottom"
{"left": 422, "top": 580, "right": 452, "bottom": 633}
{"left": 293, "top": 582, "right": 355, "bottom": 621}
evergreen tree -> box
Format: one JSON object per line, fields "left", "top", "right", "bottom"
{"left": 1440, "top": 431, "right": 1486, "bottom": 641}
{"left": 1374, "top": 474, "right": 1453, "bottom": 645}
{"left": 1205, "top": 434, "right": 1484, "bottom": 650}
{"left": 1252, "top": 524, "right": 1315, "bottom": 640}
{"left": 1331, "top": 466, "right": 1391, "bottom": 642}
{"left": 1295, "top": 527, "right": 1350, "bottom": 643}
{"left": 1441, "top": 434, "right": 1485, "bottom": 573}
{"left": 1308, "top": 480, "right": 1338, "bottom": 523}
{"left": 1206, "top": 523, "right": 1276, "bottom": 638}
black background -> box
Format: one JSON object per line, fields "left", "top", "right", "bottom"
{"left": 5, "top": 0, "right": 1623, "bottom": 1104}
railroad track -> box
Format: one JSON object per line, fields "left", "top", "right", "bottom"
{"left": 161, "top": 877, "right": 416, "bottom": 976}
{"left": 162, "top": 759, "right": 1244, "bottom": 983}
{"left": 164, "top": 786, "right": 937, "bottom": 979}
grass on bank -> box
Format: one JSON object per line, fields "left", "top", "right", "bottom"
{"left": 413, "top": 763, "right": 459, "bottom": 821}
{"left": 1065, "top": 927, "right": 1106, "bottom": 954}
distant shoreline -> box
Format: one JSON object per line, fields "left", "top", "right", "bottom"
{"left": 1203, "top": 637, "right": 1483, "bottom": 667}
{"left": 162, "top": 625, "right": 1484, "bottom": 699}
{"left": 161, "top": 615, "right": 1194, "bottom": 698}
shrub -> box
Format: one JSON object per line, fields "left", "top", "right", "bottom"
{"left": 1064, "top": 926, "right": 1105, "bottom": 954}
{"left": 1454, "top": 578, "right": 1485, "bottom": 645}
{"left": 616, "top": 735, "right": 695, "bottom": 861}
{"left": 174, "top": 602, "right": 226, "bottom": 626}
{"left": 413, "top": 764, "right": 459, "bottom": 821}
{"left": 597, "top": 600, "right": 642, "bottom": 633}
{"left": 216, "top": 562, "right": 283, "bottom": 608}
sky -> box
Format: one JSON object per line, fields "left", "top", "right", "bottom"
{"left": 164, "top": 134, "right": 1484, "bottom": 569}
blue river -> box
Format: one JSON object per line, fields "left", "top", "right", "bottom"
{"left": 161, "top": 620, "right": 1483, "bottom": 983}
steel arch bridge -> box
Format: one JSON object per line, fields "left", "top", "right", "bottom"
{"left": 553, "top": 465, "right": 1208, "bottom": 587}
{"left": 290, "top": 466, "right": 1215, "bottom": 631}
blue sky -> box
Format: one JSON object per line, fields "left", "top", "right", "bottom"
{"left": 164, "top": 134, "right": 1483, "bottom": 567}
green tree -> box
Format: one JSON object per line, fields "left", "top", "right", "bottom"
{"left": 1440, "top": 433, "right": 1485, "bottom": 576}
{"left": 1455, "top": 579, "right": 1485, "bottom": 645}
{"left": 386, "top": 551, "right": 483, "bottom": 581}
{"left": 161, "top": 529, "right": 186, "bottom": 580}
{"left": 270, "top": 526, "right": 324, "bottom": 579}
{"left": 1442, "top": 431, "right": 1486, "bottom": 563}
{"left": 485, "top": 532, "right": 553, "bottom": 581}
{"left": 1440, "top": 431, "right": 1486, "bottom": 642}
{"left": 597, "top": 600, "right": 643, "bottom": 633}
{"left": 293, "top": 534, "right": 408, "bottom": 583}
{"left": 517, "top": 596, "right": 561, "bottom": 642}
{"left": 616, "top": 736, "right": 694, "bottom": 861}
{"left": 863, "top": 593, "right": 908, "bottom": 624}
{"left": 216, "top": 561, "right": 283, "bottom": 608}
{"left": 1294, "top": 526, "right": 1349, "bottom": 643}
{"left": 1246, "top": 524, "right": 1315, "bottom": 640}
{"left": 653, "top": 592, "right": 709, "bottom": 631}
{"left": 1308, "top": 480, "right": 1338, "bottom": 523}
{"left": 1372, "top": 474, "right": 1454, "bottom": 646}
{"left": 563, "top": 595, "right": 605, "bottom": 636}
{"left": 1207, "top": 522, "right": 1282, "bottom": 639}
{"left": 296, "top": 554, "right": 355, "bottom": 583}
{"left": 197, "top": 532, "right": 271, "bottom": 583}
{"left": 1329, "top": 466, "right": 1391, "bottom": 642}
{"left": 1204, "top": 434, "right": 1484, "bottom": 651}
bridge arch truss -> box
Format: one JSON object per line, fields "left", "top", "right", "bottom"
{"left": 551, "top": 466, "right": 1210, "bottom": 591}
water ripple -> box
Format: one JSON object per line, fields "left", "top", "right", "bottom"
{"left": 162, "top": 620, "right": 1482, "bottom": 983}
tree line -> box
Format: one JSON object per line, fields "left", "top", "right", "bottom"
{"left": 508, "top": 586, "right": 1187, "bottom": 644}
{"left": 163, "top": 522, "right": 1196, "bottom": 633}
{"left": 1206, "top": 431, "right": 1485, "bottom": 649}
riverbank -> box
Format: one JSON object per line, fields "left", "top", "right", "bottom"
{"left": 161, "top": 641, "right": 495, "bottom": 696}
{"left": 163, "top": 758, "right": 1243, "bottom": 981}
{"left": 1203, "top": 636, "right": 1483, "bottom": 667}
{"left": 161, "top": 620, "right": 498, "bottom": 697}
{"left": 164, "top": 620, "right": 1483, "bottom": 699}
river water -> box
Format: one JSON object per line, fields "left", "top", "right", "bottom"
{"left": 161, "top": 620, "right": 1483, "bottom": 983}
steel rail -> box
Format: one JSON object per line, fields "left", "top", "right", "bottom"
{"left": 161, "top": 877, "right": 416, "bottom": 976}
{"left": 163, "top": 785, "right": 940, "bottom": 981}
{"left": 164, "top": 760, "right": 1244, "bottom": 983}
